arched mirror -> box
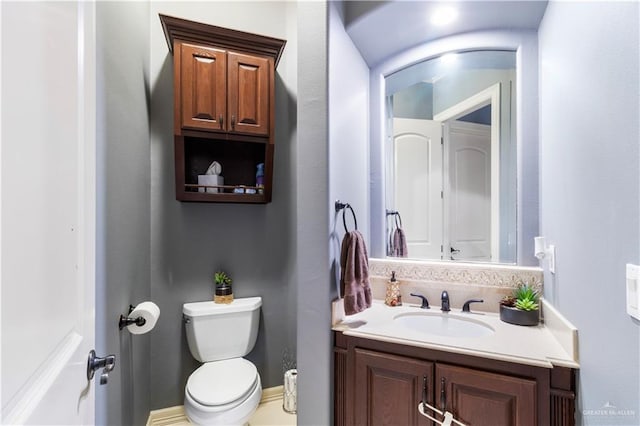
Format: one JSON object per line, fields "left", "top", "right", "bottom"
{"left": 384, "top": 50, "right": 517, "bottom": 263}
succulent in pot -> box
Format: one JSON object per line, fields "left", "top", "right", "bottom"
{"left": 214, "top": 271, "right": 233, "bottom": 304}
{"left": 499, "top": 283, "right": 540, "bottom": 326}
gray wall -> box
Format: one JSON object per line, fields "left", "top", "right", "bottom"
{"left": 539, "top": 2, "right": 640, "bottom": 425}
{"left": 295, "top": 2, "right": 331, "bottom": 424}
{"left": 95, "top": 2, "right": 151, "bottom": 426}
{"left": 329, "top": 0, "right": 370, "bottom": 297}
{"left": 148, "top": 1, "right": 298, "bottom": 410}
{"left": 392, "top": 82, "right": 433, "bottom": 119}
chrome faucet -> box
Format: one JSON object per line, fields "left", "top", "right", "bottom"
{"left": 441, "top": 291, "right": 450, "bottom": 312}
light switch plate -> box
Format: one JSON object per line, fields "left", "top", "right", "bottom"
{"left": 626, "top": 264, "right": 640, "bottom": 320}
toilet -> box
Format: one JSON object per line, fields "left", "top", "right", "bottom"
{"left": 183, "top": 297, "right": 263, "bottom": 425}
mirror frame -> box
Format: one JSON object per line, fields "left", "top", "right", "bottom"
{"left": 369, "top": 30, "right": 539, "bottom": 266}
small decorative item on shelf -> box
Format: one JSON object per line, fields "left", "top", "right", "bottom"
{"left": 214, "top": 271, "right": 233, "bottom": 304}
{"left": 499, "top": 283, "right": 540, "bottom": 326}
{"left": 256, "top": 163, "right": 265, "bottom": 194}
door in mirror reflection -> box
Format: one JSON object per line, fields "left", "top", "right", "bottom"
{"left": 390, "top": 114, "right": 493, "bottom": 262}
{"left": 391, "top": 118, "right": 442, "bottom": 259}
{"left": 445, "top": 120, "right": 492, "bottom": 262}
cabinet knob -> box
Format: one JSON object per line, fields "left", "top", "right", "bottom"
{"left": 231, "top": 114, "right": 235, "bottom": 129}
{"left": 440, "top": 377, "right": 446, "bottom": 410}
{"left": 219, "top": 114, "right": 223, "bottom": 129}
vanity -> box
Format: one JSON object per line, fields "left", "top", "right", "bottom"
{"left": 332, "top": 261, "right": 578, "bottom": 426}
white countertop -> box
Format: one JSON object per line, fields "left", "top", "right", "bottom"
{"left": 332, "top": 300, "right": 579, "bottom": 369}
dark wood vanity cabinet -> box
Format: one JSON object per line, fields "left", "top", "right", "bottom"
{"left": 354, "top": 349, "right": 433, "bottom": 426}
{"left": 335, "top": 333, "right": 576, "bottom": 426}
{"left": 436, "top": 364, "right": 536, "bottom": 426}
{"left": 159, "top": 14, "right": 285, "bottom": 203}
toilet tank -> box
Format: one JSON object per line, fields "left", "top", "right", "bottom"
{"left": 183, "top": 297, "right": 262, "bottom": 362}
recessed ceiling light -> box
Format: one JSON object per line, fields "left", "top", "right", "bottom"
{"left": 431, "top": 6, "right": 458, "bottom": 26}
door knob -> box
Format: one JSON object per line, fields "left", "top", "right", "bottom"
{"left": 450, "top": 246, "right": 460, "bottom": 260}
{"left": 87, "top": 350, "right": 116, "bottom": 385}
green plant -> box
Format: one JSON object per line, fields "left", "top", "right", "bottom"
{"left": 214, "top": 271, "right": 232, "bottom": 287}
{"left": 500, "top": 283, "right": 539, "bottom": 311}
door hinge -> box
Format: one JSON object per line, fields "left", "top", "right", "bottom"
{"left": 441, "top": 190, "right": 444, "bottom": 199}
{"left": 441, "top": 137, "right": 444, "bottom": 145}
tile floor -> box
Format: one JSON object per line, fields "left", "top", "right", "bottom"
{"left": 146, "top": 388, "right": 296, "bottom": 426}
{"left": 250, "top": 398, "right": 297, "bottom": 426}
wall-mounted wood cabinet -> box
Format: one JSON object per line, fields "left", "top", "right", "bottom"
{"left": 335, "top": 332, "right": 576, "bottom": 426}
{"left": 178, "top": 43, "right": 270, "bottom": 136}
{"left": 160, "top": 14, "right": 285, "bottom": 203}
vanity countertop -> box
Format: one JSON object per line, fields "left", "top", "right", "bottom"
{"left": 332, "top": 299, "right": 579, "bottom": 369}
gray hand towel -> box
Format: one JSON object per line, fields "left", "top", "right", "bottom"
{"left": 392, "top": 226, "right": 408, "bottom": 258}
{"left": 340, "top": 230, "right": 372, "bottom": 315}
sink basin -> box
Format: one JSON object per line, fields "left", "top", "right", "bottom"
{"left": 393, "top": 312, "right": 495, "bottom": 338}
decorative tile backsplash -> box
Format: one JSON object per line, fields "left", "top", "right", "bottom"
{"left": 369, "top": 258, "right": 542, "bottom": 288}
{"left": 367, "top": 258, "right": 543, "bottom": 314}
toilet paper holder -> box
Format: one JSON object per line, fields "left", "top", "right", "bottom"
{"left": 119, "top": 304, "right": 147, "bottom": 330}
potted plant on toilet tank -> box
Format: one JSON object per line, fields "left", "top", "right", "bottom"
{"left": 214, "top": 271, "right": 233, "bottom": 304}
{"left": 499, "top": 283, "right": 540, "bottom": 326}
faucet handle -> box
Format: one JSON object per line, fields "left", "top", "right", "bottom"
{"left": 440, "top": 291, "right": 451, "bottom": 312}
{"left": 462, "top": 299, "right": 484, "bottom": 313}
{"left": 410, "top": 293, "right": 430, "bottom": 309}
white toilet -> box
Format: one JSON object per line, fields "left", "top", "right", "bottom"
{"left": 182, "top": 297, "right": 263, "bottom": 426}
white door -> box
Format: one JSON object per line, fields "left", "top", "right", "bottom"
{"left": 392, "top": 118, "right": 443, "bottom": 259}
{"left": 444, "top": 121, "right": 492, "bottom": 261}
{"left": 1, "top": 2, "right": 98, "bottom": 424}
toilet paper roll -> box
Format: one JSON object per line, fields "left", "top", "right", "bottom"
{"left": 127, "top": 301, "right": 160, "bottom": 335}
{"left": 283, "top": 369, "right": 297, "bottom": 414}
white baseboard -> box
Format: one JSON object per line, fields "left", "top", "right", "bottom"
{"left": 146, "top": 386, "right": 285, "bottom": 426}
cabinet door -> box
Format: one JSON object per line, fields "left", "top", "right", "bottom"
{"left": 180, "top": 43, "right": 227, "bottom": 132}
{"left": 355, "top": 349, "right": 433, "bottom": 426}
{"left": 436, "top": 364, "right": 536, "bottom": 426}
{"left": 227, "top": 52, "right": 270, "bottom": 136}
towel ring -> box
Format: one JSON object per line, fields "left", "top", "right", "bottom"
{"left": 342, "top": 204, "right": 358, "bottom": 232}
{"left": 386, "top": 209, "right": 403, "bottom": 229}
{"left": 335, "top": 200, "right": 358, "bottom": 232}
{"left": 394, "top": 212, "right": 403, "bottom": 229}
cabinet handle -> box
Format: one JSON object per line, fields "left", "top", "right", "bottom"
{"left": 219, "top": 114, "right": 223, "bottom": 128}
{"left": 421, "top": 375, "right": 428, "bottom": 412}
{"left": 231, "top": 114, "right": 235, "bottom": 129}
{"left": 440, "top": 377, "right": 446, "bottom": 411}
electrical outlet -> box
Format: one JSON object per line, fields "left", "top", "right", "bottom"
{"left": 626, "top": 264, "right": 640, "bottom": 320}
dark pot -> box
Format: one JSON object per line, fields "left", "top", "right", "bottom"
{"left": 214, "top": 284, "right": 234, "bottom": 304}
{"left": 499, "top": 305, "right": 539, "bottom": 326}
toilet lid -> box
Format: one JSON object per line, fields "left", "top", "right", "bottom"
{"left": 187, "top": 358, "right": 258, "bottom": 407}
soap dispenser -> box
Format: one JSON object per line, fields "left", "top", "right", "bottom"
{"left": 385, "top": 271, "right": 402, "bottom": 307}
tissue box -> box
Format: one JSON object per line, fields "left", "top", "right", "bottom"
{"left": 198, "top": 175, "right": 223, "bottom": 193}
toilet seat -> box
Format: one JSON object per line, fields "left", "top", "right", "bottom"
{"left": 186, "top": 358, "right": 258, "bottom": 408}
{"left": 184, "top": 358, "right": 262, "bottom": 426}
